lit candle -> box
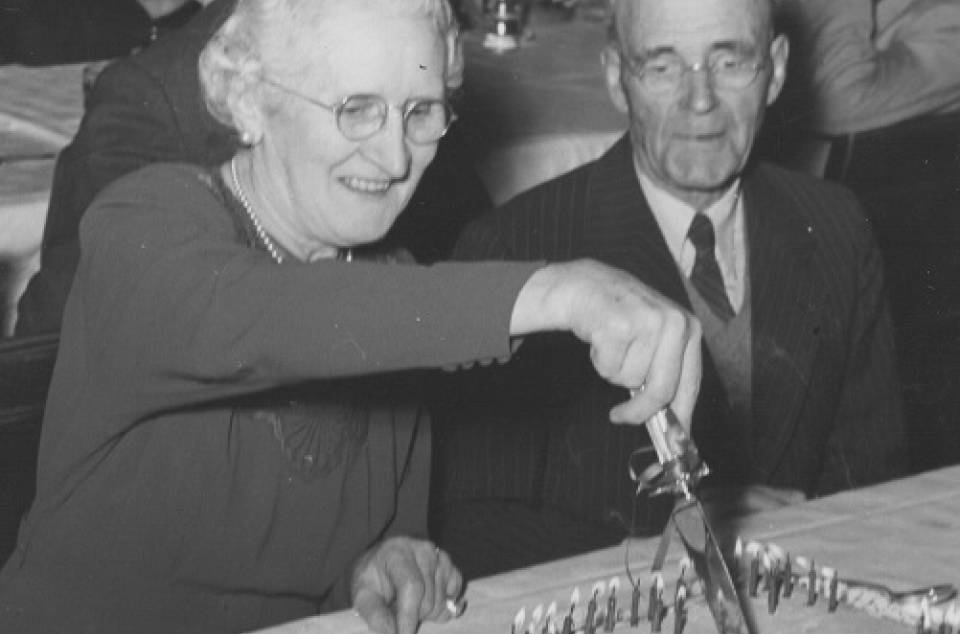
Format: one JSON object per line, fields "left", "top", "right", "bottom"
{"left": 794, "top": 555, "right": 810, "bottom": 596}
{"left": 918, "top": 596, "right": 931, "bottom": 634}
{"left": 630, "top": 581, "right": 642, "bottom": 626}
{"left": 674, "top": 584, "right": 688, "bottom": 634}
{"left": 748, "top": 551, "right": 762, "bottom": 597}
{"left": 647, "top": 572, "right": 665, "bottom": 632}
{"left": 528, "top": 604, "right": 543, "bottom": 634}
{"left": 585, "top": 581, "right": 603, "bottom": 634}
{"left": 767, "top": 560, "right": 781, "bottom": 614}
{"left": 806, "top": 559, "right": 818, "bottom": 606}
{"left": 678, "top": 557, "right": 692, "bottom": 582}
{"left": 648, "top": 573, "right": 664, "bottom": 623}
{"left": 544, "top": 601, "right": 557, "bottom": 634}
{"left": 604, "top": 577, "right": 619, "bottom": 632}
{"left": 765, "top": 542, "right": 788, "bottom": 599}
{"left": 561, "top": 588, "right": 578, "bottom": 634}
{"left": 782, "top": 553, "right": 794, "bottom": 598}
{"left": 932, "top": 605, "right": 947, "bottom": 634}
{"left": 513, "top": 607, "right": 526, "bottom": 634}
{"left": 761, "top": 551, "right": 773, "bottom": 593}
{"left": 945, "top": 601, "right": 960, "bottom": 631}
{"left": 823, "top": 567, "right": 839, "bottom": 612}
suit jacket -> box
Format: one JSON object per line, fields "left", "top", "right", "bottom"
{"left": 439, "top": 135, "right": 905, "bottom": 533}
{"left": 15, "top": 0, "right": 490, "bottom": 335}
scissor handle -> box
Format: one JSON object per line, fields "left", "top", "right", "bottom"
{"left": 631, "top": 408, "right": 710, "bottom": 498}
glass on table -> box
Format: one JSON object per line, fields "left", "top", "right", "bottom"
{"left": 481, "top": 0, "right": 534, "bottom": 51}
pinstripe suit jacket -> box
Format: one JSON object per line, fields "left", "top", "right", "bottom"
{"left": 441, "top": 135, "right": 904, "bottom": 531}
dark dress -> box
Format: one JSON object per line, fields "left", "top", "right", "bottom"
{"left": 0, "top": 163, "right": 537, "bottom": 634}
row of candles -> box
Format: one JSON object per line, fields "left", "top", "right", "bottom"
{"left": 507, "top": 538, "right": 960, "bottom": 633}
{"left": 509, "top": 558, "right": 695, "bottom": 634}
{"left": 734, "top": 538, "right": 960, "bottom": 634}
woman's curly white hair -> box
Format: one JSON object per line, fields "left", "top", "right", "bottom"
{"left": 198, "top": 0, "right": 463, "bottom": 134}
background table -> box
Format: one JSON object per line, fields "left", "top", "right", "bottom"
{"left": 251, "top": 465, "right": 960, "bottom": 633}
{"left": 0, "top": 64, "right": 85, "bottom": 336}
{"left": 458, "top": 10, "right": 624, "bottom": 205}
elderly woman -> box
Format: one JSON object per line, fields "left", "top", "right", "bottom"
{"left": 0, "top": 0, "right": 699, "bottom": 632}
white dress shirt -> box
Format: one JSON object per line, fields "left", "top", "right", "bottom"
{"left": 635, "top": 169, "right": 746, "bottom": 312}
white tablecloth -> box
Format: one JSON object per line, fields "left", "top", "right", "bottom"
{"left": 459, "top": 11, "right": 624, "bottom": 205}
{"left": 250, "top": 465, "right": 960, "bottom": 634}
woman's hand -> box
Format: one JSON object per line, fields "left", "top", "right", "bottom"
{"left": 510, "top": 259, "right": 702, "bottom": 428}
{"left": 351, "top": 537, "right": 463, "bottom": 634}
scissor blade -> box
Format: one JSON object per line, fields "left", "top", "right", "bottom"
{"left": 672, "top": 499, "right": 755, "bottom": 634}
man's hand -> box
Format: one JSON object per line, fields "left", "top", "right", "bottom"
{"left": 510, "top": 259, "right": 702, "bottom": 428}
{"left": 351, "top": 537, "right": 463, "bottom": 634}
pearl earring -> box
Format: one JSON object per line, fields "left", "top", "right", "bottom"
{"left": 239, "top": 130, "right": 254, "bottom": 146}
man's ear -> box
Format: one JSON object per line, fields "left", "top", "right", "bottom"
{"left": 765, "top": 33, "right": 790, "bottom": 106}
{"left": 602, "top": 45, "right": 630, "bottom": 114}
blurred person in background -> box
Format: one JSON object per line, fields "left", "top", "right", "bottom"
{"left": 0, "top": 0, "right": 211, "bottom": 65}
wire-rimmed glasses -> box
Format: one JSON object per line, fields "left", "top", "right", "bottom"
{"left": 259, "top": 76, "right": 456, "bottom": 145}
{"left": 620, "top": 46, "right": 768, "bottom": 93}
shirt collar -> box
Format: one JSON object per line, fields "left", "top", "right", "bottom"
{"left": 634, "top": 163, "right": 741, "bottom": 274}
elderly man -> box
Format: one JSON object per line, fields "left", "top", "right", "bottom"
{"left": 433, "top": 0, "right": 905, "bottom": 577}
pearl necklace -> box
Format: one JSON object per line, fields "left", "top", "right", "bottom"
{"left": 230, "top": 156, "right": 284, "bottom": 264}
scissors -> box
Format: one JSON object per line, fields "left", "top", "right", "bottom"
{"left": 629, "top": 406, "right": 754, "bottom": 634}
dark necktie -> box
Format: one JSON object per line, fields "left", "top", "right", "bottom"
{"left": 687, "top": 214, "right": 735, "bottom": 321}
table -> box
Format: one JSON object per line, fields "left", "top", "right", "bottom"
{"left": 459, "top": 10, "right": 624, "bottom": 205}
{"left": 0, "top": 64, "right": 85, "bottom": 336}
{"left": 251, "top": 464, "right": 960, "bottom": 633}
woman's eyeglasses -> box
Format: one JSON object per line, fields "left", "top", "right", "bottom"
{"left": 259, "top": 76, "right": 456, "bottom": 145}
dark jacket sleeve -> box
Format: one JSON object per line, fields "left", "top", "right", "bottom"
{"left": 71, "top": 164, "right": 537, "bottom": 416}
{"left": 0, "top": 0, "right": 200, "bottom": 66}
{"left": 14, "top": 58, "right": 214, "bottom": 334}
{"left": 14, "top": 0, "right": 238, "bottom": 336}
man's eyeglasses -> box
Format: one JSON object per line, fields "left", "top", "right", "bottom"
{"left": 259, "top": 76, "right": 456, "bottom": 145}
{"left": 621, "top": 47, "right": 768, "bottom": 93}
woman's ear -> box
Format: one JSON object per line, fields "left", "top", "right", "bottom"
{"left": 227, "top": 75, "right": 265, "bottom": 146}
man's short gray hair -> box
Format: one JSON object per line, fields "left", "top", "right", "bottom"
{"left": 199, "top": 0, "right": 463, "bottom": 134}
{"left": 606, "top": 0, "right": 778, "bottom": 46}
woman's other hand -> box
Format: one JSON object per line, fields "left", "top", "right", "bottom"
{"left": 351, "top": 537, "right": 463, "bottom": 634}
{"left": 510, "top": 259, "right": 702, "bottom": 429}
